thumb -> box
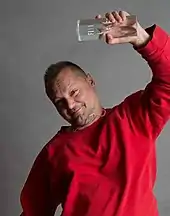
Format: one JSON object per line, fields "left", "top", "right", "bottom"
{"left": 105, "top": 32, "right": 137, "bottom": 45}
{"left": 105, "top": 33, "right": 120, "bottom": 44}
{"left": 106, "top": 33, "right": 113, "bottom": 44}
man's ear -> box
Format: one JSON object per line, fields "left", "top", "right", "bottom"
{"left": 86, "top": 73, "right": 96, "bottom": 87}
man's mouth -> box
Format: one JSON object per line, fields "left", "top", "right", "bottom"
{"left": 74, "top": 107, "right": 82, "bottom": 114}
{"left": 71, "top": 106, "right": 84, "bottom": 117}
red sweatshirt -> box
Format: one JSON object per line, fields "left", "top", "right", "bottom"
{"left": 20, "top": 25, "right": 170, "bottom": 216}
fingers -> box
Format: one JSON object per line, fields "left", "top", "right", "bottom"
{"left": 95, "top": 10, "right": 131, "bottom": 45}
{"left": 96, "top": 10, "right": 130, "bottom": 23}
{"left": 105, "top": 12, "right": 116, "bottom": 23}
{"left": 106, "top": 11, "right": 128, "bottom": 23}
{"left": 118, "top": 11, "right": 127, "bottom": 22}
{"left": 109, "top": 11, "right": 123, "bottom": 23}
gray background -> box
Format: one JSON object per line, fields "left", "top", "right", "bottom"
{"left": 0, "top": 0, "right": 170, "bottom": 215}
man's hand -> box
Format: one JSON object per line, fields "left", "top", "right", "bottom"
{"left": 95, "top": 10, "right": 151, "bottom": 48}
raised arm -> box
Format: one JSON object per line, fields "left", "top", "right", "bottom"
{"left": 96, "top": 10, "right": 170, "bottom": 140}
{"left": 123, "top": 24, "right": 170, "bottom": 140}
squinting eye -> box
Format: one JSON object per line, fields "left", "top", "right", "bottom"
{"left": 70, "top": 90, "right": 79, "bottom": 97}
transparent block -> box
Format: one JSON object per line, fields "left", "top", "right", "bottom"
{"left": 76, "top": 15, "right": 137, "bottom": 42}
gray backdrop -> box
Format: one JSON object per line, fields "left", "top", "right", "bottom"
{"left": 0, "top": 0, "right": 170, "bottom": 215}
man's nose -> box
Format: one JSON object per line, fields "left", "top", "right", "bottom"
{"left": 66, "top": 97, "right": 76, "bottom": 110}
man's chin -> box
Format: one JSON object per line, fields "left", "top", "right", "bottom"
{"left": 71, "top": 116, "right": 86, "bottom": 126}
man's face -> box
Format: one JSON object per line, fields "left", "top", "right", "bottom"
{"left": 49, "top": 68, "right": 99, "bottom": 127}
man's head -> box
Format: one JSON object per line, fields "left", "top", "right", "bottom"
{"left": 44, "top": 61, "right": 102, "bottom": 129}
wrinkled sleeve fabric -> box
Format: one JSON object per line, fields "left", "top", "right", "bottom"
{"left": 20, "top": 146, "right": 61, "bottom": 216}
{"left": 123, "top": 25, "right": 170, "bottom": 140}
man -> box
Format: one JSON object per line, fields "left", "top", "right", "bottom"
{"left": 20, "top": 10, "right": 170, "bottom": 216}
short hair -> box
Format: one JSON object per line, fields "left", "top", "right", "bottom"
{"left": 44, "top": 61, "right": 87, "bottom": 98}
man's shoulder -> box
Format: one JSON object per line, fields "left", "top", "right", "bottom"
{"left": 45, "top": 126, "right": 69, "bottom": 148}
{"left": 35, "top": 127, "right": 69, "bottom": 162}
{"left": 106, "top": 90, "right": 144, "bottom": 117}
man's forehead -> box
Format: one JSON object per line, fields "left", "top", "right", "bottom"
{"left": 55, "top": 68, "right": 75, "bottom": 82}
{"left": 53, "top": 72, "right": 80, "bottom": 92}
{"left": 56, "top": 68, "right": 84, "bottom": 84}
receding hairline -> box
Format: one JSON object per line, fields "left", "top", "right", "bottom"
{"left": 44, "top": 61, "right": 87, "bottom": 98}
{"left": 44, "top": 61, "right": 87, "bottom": 82}
{"left": 57, "top": 66, "right": 87, "bottom": 78}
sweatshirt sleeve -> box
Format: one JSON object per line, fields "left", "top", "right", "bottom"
{"left": 20, "top": 146, "right": 62, "bottom": 216}
{"left": 123, "top": 24, "right": 170, "bottom": 140}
